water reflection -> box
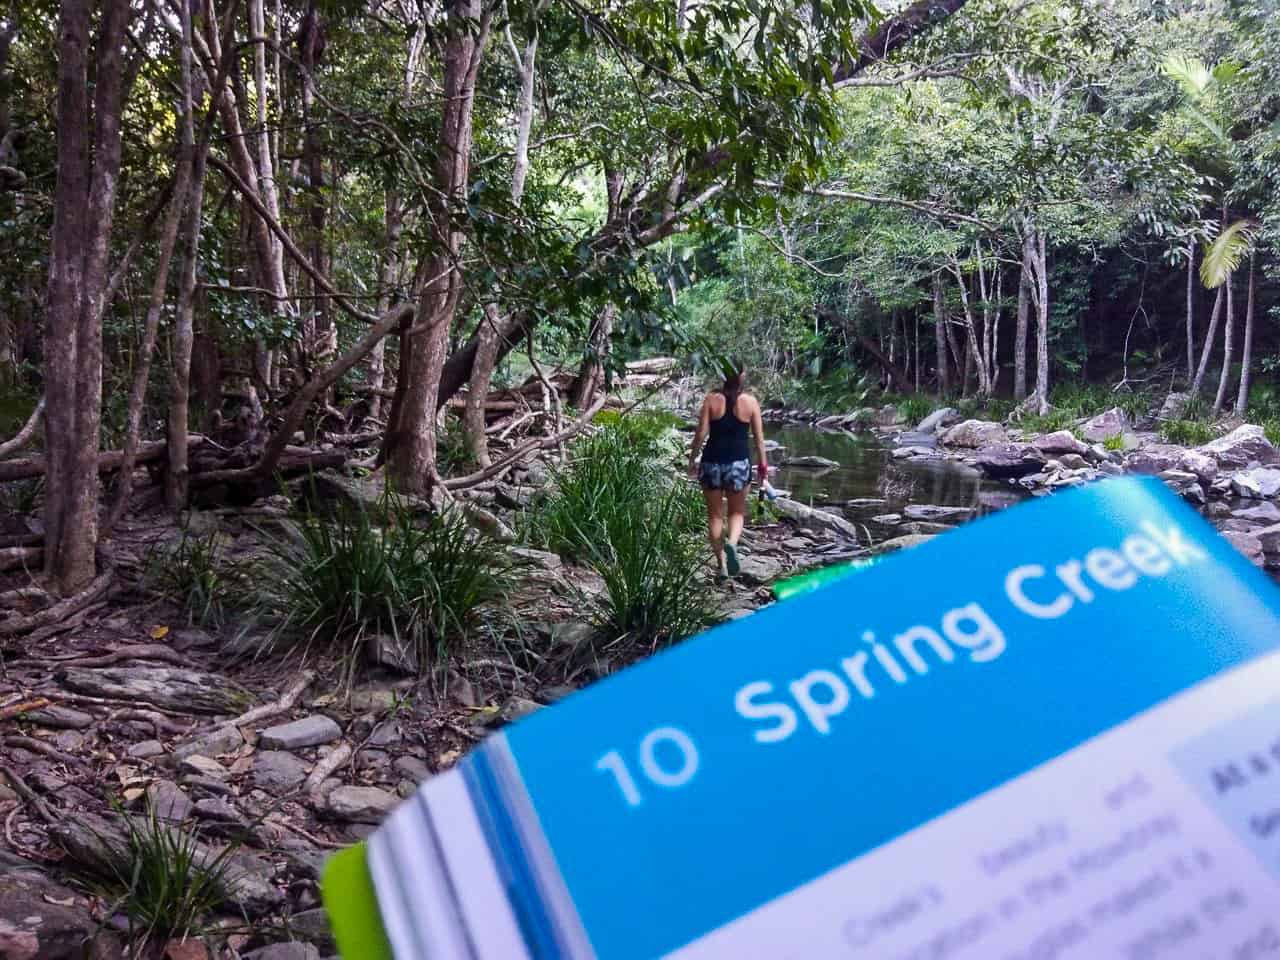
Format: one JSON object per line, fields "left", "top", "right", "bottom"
{"left": 765, "top": 425, "right": 1025, "bottom": 518}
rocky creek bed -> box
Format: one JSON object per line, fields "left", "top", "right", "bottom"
{"left": 4, "top": 397, "right": 1280, "bottom": 958}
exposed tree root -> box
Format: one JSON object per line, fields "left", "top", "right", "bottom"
{"left": 225, "top": 669, "right": 315, "bottom": 729}
{"left": 0, "top": 570, "right": 113, "bottom": 637}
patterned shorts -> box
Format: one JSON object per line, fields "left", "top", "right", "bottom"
{"left": 699, "top": 459, "right": 751, "bottom": 493}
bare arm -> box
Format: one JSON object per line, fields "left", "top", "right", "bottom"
{"left": 750, "top": 399, "right": 768, "bottom": 481}
{"left": 688, "top": 397, "right": 710, "bottom": 477}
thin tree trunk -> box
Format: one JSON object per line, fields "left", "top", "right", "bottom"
{"left": 571, "top": 302, "right": 615, "bottom": 409}
{"left": 990, "top": 266, "right": 1002, "bottom": 394}
{"left": 952, "top": 264, "right": 989, "bottom": 396}
{"left": 386, "top": 0, "right": 490, "bottom": 497}
{"left": 1190, "top": 285, "right": 1224, "bottom": 397}
{"left": 167, "top": 0, "right": 209, "bottom": 512}
{"left": 1212, "top": 272, "right": 1235, "bottom": 416}
{"left": 1014, "top": 233, "right": 1032, "bottom": 402}
{"left": 299, "top": 0, "right": 332, "bottom": 374}
{"left": 1185, "top": 240, "right": 1195, "bottom": 383}
{"left": 1030, "top": 230, "right": 1050, "bottom": 415}
{"left": 1235, "top": 257, "right": 1255, "bottom": 418}
{"left": 43, "top": 0, "right": 129, "bottom": 595}
{"left": 933, "top": 272, "right": 948, "bottom": 396}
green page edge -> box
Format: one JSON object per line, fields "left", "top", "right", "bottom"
{"left": 321, "top": 842, "right": 394, "bottom": 960}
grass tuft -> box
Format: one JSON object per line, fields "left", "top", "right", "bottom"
{"left": 1160, "top": 419, "right": 1215, "bottom": 445}
{"left": 144, "top": 528, "right": 240, "bottom": 627}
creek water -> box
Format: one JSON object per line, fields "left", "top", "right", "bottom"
{"left": 765, "top": 424, "right": 1026, "bottom": 522}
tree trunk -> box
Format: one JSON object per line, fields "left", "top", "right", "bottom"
{"left": 932, "top": 272, "right": 948, "bottom": 396}
{"left": 1190, "top": 285, "right": 1224, "bottom": 397}
{"left": 1029, "top": 230, "right": 1050, "bottom": 415}
{"left": 951, "top": 264, "right": 989, "bottom": 396}
{"left": 1212, "top": 273, "right": 1235, "bottom": 416}
{"left": 572, "top": 302, "right": 615, "bottom": 409}
{"left": 43, "top": 0, "right": 129, "bottom": 595}
{"left": 167, "top": 0, "right": 209, "bottom": 512}
{"left": 1014, "top": 233, "right": 1032, "bottom": 402}
{"left": 1184, "top": 240, "right": 1195, "bottom": 383}
{"left": 1235, "top": 258, "right": 1255, "bottom": 418}
{"left": 299, "top": 0, "right": 332, "bottom": 375}
{"left": 462, "top": 305, "right": 504, "bottom": 468}
{"left": 385, "top": 0, "right": 490, "bottom": 496}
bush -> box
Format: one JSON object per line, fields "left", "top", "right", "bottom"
{"left": 894, "top": 394, "right": 935, "bottom": 426}
{"left": 1160, "top": 419, "right": 1215, "bottom": 445}
{"left": 1263, "top": 419, "right": 1280, "bottom": 446}
{"left": 73, "top": 805, "right": 239, "bottom": 950}
{"left": 145, "top": 528, "right": 240, "bottom": 627}
{"left": 1103, "top": 433, "right": 1127, "bottom": 452}
{"left": 253, "top": 493, "right": 508, "bottom": 686}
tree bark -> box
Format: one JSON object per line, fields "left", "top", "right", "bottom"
{"left": 951, "top": 262, "right": 989, "bottom": 396}
{"left": 571, "top": 302, "right": 615, "bottom": 410}
{"left": 1235, "top": 258, "right": 1255, "bottom": 418}
{"left": 1184, "top": 240, "right": 1195, "bottom": 383}
{"left": 932, "top": 272, "right": 948, "bottom": 396}
{"left": 43, "top": 0, "right": 129, "bottom": 595}
{"left": 1211, "top": 272, "right": 1235, "bottom": 416}
{"left": 167, "top": 0, "right": 209, "bottom": 512}
{"left": 1028, "top": 230, "right": 1050, "bottom": 415}
{"left": 1189, "top": 284, "right": 1224, "bottom": 398}
{"left": 1014, "top": 233, "right": 1032, "bottom": 402}
{"left": 385, "top": 0, "right": 490, "bottom": 496}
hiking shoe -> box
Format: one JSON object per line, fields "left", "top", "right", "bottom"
{"left": 724, "top": 541, "right": 741, "bottom": 577}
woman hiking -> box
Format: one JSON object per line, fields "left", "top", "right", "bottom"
{"left": 687, "top": 362, "right": 768, "bottom": 580}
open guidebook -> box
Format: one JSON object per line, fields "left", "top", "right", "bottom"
{"left": 322, "top": 476, "right": 1280, "bottom": 960}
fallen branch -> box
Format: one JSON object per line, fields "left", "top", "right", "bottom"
{"left": 0, "top": 765, "right": 56, "bottom": 824}
{"left": 0, "top": 546, "right": 41, "bottom": 572}
{"left": 0, "top": 395, "right": 46, "bottom": 459}
{"left": 445, "top": 393, "right": 607, "bottom": 490}
{"left": 228, "top": 669, "right": 315, "bottom": 729}
{"left": 0, "top": 698, "right": 52, "bottom": 722}
{"left": 0, "top": 437, "right": 208, "bottom": 482}
{"left": 0, "top": 570, "right": 113, "bottom": 637}
{"left": 44, "top": 643, "right": 191, "bottom": 669}
{"left": 2, "top": 736, "right": 87, "bottom": 769}
{"left": 304, "top": 740, "right": 352, "bottom": 794}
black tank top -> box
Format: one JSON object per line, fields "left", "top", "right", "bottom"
{"left": 703, "top": 393, "right": 751, "bottom": 463}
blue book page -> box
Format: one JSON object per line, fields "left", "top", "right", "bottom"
{"left": 501, "top": 478, "right": 1280, "bottom": 959}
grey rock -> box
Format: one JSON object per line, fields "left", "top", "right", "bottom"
{"left": 916, "top": 407, "right": 959, "bottom": 435}
{"left": 1198, "top": 424, "right": 1280, "bottom": 471}
{"left": 870, "top": 514, "right": 902, "bottom": 525}
{"left": 510, "top": 547, "right": 563, "bottom": 571}
{"left": 1177, "top": 450, "right": 1218, "bottom": 484}
{"left": 500, "top": 697, "right": 542, "bottom": 723}
{"left": 845, "top": 498, "right": 887, "bottom": 510}
{"left": 779, "top": 455, "right": 839, "bottom": 469}
{"left": 940, "top": 419, "right": 1006, "bottom": 448}
{"left": 365, "top": 634, "right": 418, "bottom": 675}
{"left": 1206, "top": 501, "right": 1233, "bottom": 519}
{"left": 1157, "top": 392, "right": 1191, "bottom": 421}
{"left": 891, "top": 446, "right": 936, "bottom": 460}
{"left": 125, "top": 740, "right": 165, "bottom": 762}
{"left": 1124, "top": 443, "right": 1184, "bottom": 475}
{"left": 183, "top": 774, "right": 235, "bottom": 797}
{"left": 252, "top": 751, "right": 309, "bottom": 792}
{"left": 244, "top": 944, "right": 321, "bottom": 960}
{"left": 173, "top": 724, "right": 244, "bottom": 761}
{"left": 973, "top": 444, "right": 1046, "bottom": 480}
{"left": 781, "top": 537, "right": 812, "bottom": 550}
{"left": 1098, "top": 460, "right": 1125, "bottom": 476}
{"left": 1032, "top": 430, "right": 1088, "bottom": 456}
{"left": 393, "top": 756, "right": 432, "bottom": 782}
{"left": 54, "top": 730, "right": 86, "bottom": 752}
{"left": 1081, "top": 408, "right": 1130, "bottom": 442}
{"left": 540, "top": 685, "right": 577, "bottom": 703}
{"left": 494, "top": 482, "right": 533, "bottom": 509}
{"left": 23, "top": 705, "right": 94, "bottom": 730}
{"left": 1159, "top": 469, "right": 1206, "bottom": 504}
{"left": 1060, "top": 454, "right": 1090, "bottom": 470}
{"left": 194, "top": 797, "right": 245, "bottom": 824}
{"left": 1231, "top": 466, "right": 1280, "bottom": 499}
{"left": 286, "top": 909, "right": 336, "bottom": 951}
{"left": 0, "top": 870, "right": 120, "bottom": 960}
{"left": 260, "top": 715, "right": 342, "bottom": 751}
{"left": 550, "top": 621, "right": 596, "bottom": 651}
{"left": 348, "top": 686, "right": 401, "bottom": 715}
{"left": 736, "top": 554, "right": 782, "bottom": 586}
{"left": 902, "top": 504, "right": 972, "bottom": 523}
{"left": 1256, "top": 523, "right": 1280, "bottom": 555}
{"left": 872, "top": 533, "right": 935, "bottom": 555}
{"left": 894, "top": 431, "right": 938, "bottom": 448}
{"left": 773, "top": 497, "right": 861, "bottom": 540}
{"left": 902, "top": 522, "right": 954, "bottom": 536}
{"left": 1234, "top": 502, "right": 1280, "bottom": 523}
{"left": 1222, "top": 530, "right": 1264, "bottom": 567}
{"left": 179, "top": 754, "right": 228, "bottom": 780}
{"left": 146, "top": 780, "right": 193, "bottom": 822}
{"left": 326, "top": 785, "right": 398, "bottom": 823}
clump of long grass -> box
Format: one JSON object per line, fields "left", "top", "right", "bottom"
{"left": 144, "top": 528, "right": 240, "bottom": 627}
{"left": 1160, "top": 418, "right": 1216, "bottom": 445}
{"left": 71, "top": 804, "right": 240, "bottom": 953}
{"left": 894, "top": 394, "right": 935, "bottom": 426}
{"left": 252, "top": 492, "right": 509, "bottom": 686}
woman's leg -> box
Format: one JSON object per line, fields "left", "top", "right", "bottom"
{"left": 726, "top": 487, "right": 749, "bottom": 547}
{"left": 702, "top": 487, "right": 727, "bottom": 572}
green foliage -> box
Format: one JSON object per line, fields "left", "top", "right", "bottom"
{"left": 144, "top": 529, "right": 239, "bottom": 628}
{"left": 784, "top": 369, "right": 874, "bottom": 415}
{"left": 894, "top": 394, "right": 936, "bottom": 426}
{"left": 1264, "top": 420, "right": 1280, "bottom": 447}
{"left": 253, "top": 495, "right": 508, "bottom": 687}
{"left": 70, "top": 805, "right": 241, "bottom": 949}
{"left": 1160, "top": 419, "right": 1215, "bottom": 445}
{"left": 1200, "top": 220, "right": 1259, "bottom": 288}
{"left": 1103, "top": 433, "right": 1127, "bottom": 452}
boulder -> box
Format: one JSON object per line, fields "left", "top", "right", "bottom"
{"left": 916, "top": 407, "right": 959, "bottom": 435}
{"left": 1060, "top": 454, "right": 1090, "bottom": 470}
{"left": 773, "top": 498, "right": 861, "bottom": 540}
{"left": 1256, "top": 523, "right": 1280, "bottom": 556}
{"left": 1123, "top": 444, "right": 1183, "bottom": 475}
{"left": 23, "top": 706, "right": 94, "bottom": 730}
{"left": 1222, "top": 530, "right": 1264, "bottom": 567}
{"left": 1157, "top": 392, "right": 1191, "bottom": 421}
{"left": 59, "top": 666, "right": 254, "bottom": 715}
{"left": 779, "top": 455, "right": 839, "bottom": 469}
{"left": 940, "top": 419, "right": 1006, "bottom": 448}
{"left": 259, "top": 715, "right": 342, "bottom": 751}
{"left": 252, "top": 751, "right": 309, "bottom": 792}
{"left": 902, "top": 504, "right": 973, "bottom": 523}
{"left": 973, "top": 444, "right": 1046, "bottom": 480}
{"left": 325, "top": 786, "right": 398, "bottom": 824}
{"left": 1198, "top": 424, "right": 1280, "bottom": 471}
{"left": 1230, "top": 466, "right": 1280, "bottom": 500}
{"left": 1158, "top": 469, "right": 1206, "bottom": 505}
{"left": 1081, "top": 408, "right": 1130, "bottom": 442}
{"left": 1233, "top": 502, "right": 1280, "bottom": 524}
{"left": 1032, "top": 431, "right": 1088, "bottom": 456}
{"left": 872, "top": 533, "right": 935, "bottom": 555}
{"left": 1177, "top": 450, "right": 1218, "bottom": 484}
{"left": 736, "top": 554, "right": 783, "bottom": 586}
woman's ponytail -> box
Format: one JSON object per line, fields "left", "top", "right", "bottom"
{"left": 722, "top": 358, "right": 744, "bottom": 410}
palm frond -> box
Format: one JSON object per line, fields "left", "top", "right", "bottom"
{"left": 1200, "top": 220, "right": 1259, "bottom": 288}
{"left": 1161, "top": 54, "right": 1213, "bottom": 97}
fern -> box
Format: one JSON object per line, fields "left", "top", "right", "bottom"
{"left": 1200, "top": 220, "right": 1258, "bottom": 288}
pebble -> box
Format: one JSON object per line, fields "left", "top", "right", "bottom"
{"left": 252, "top": 751, "right": 309, "bottom": 792}
{"left": 194, "top": 797, "right": 245, "bottom": 824}
{"left": 326, "top": 785, "right": 397, "bottom": 823}
{"left": 259, "top": 715, "right": 342, "bottom": 751}
{"left": 173, "top": 724, "right": 244, "bottom": 761}
{"left": 179, "top": 755, "right": 229, "bottom": 780}
{"left": 128, "top": 739, "right": 165, "bottom": 759}
{"left": 147, "top": 780, "right": 193, "bottom": 822}
{"left": 393, "top": 756, "right": 432, "bottom": 781}
{"left": 24, "top": 705, "right": 95, "bottom": 730}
